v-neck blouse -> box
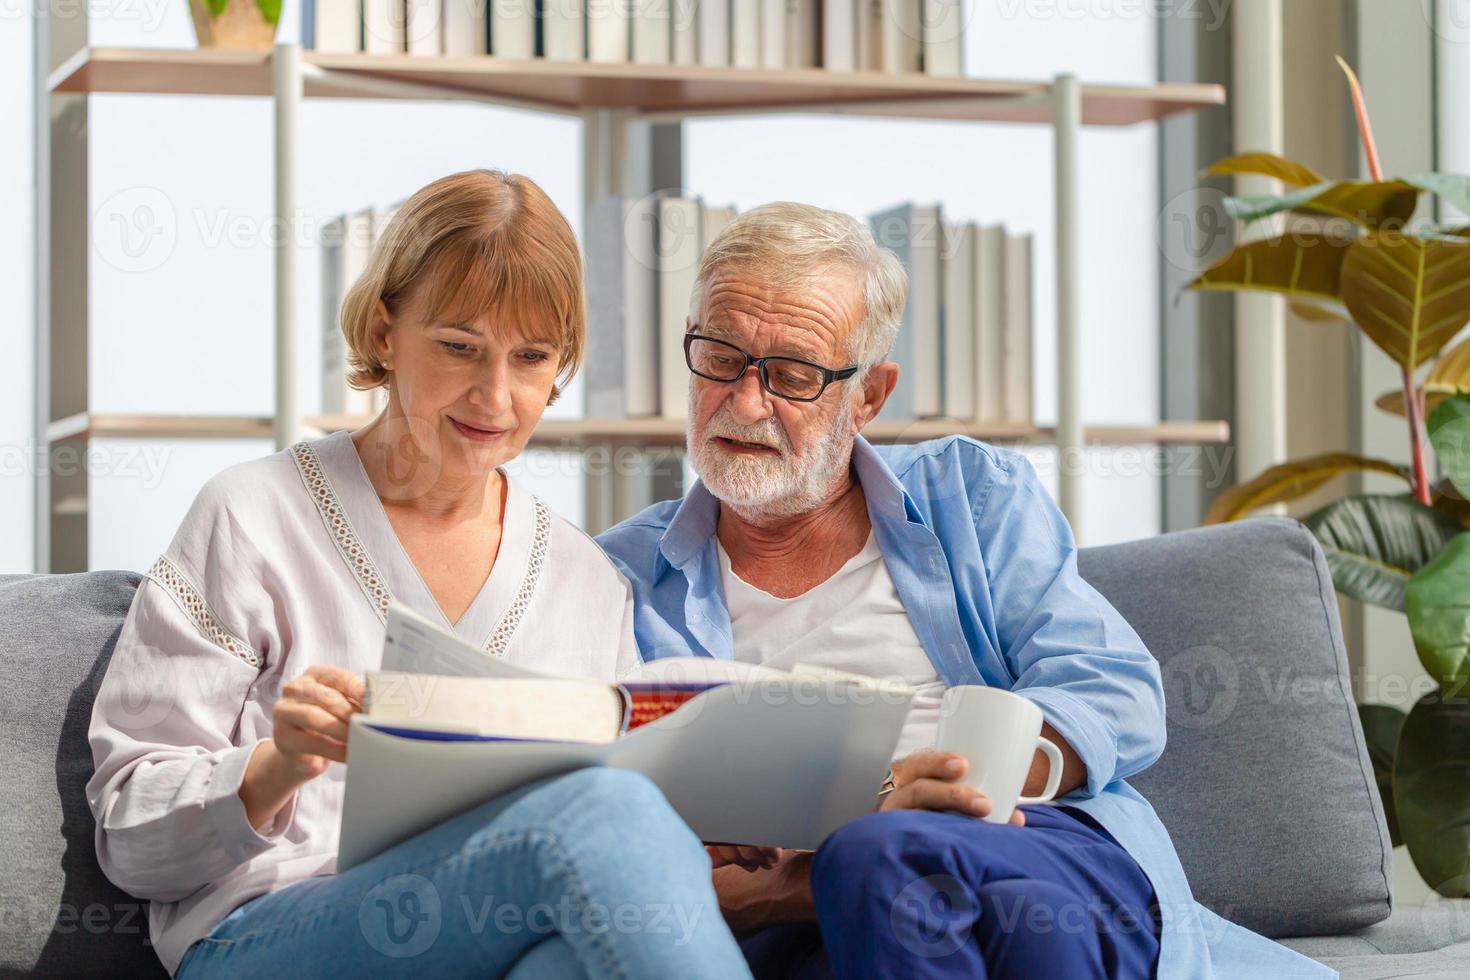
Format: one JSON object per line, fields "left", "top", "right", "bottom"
{"left": 309, "top": 429, "right": 534, "bottom": 647}
{"left": 85, "top": 429, "right": 639, "bottom": 976}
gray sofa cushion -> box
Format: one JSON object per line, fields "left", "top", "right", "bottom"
{"left": 0, "top": 571, "right": 165, "bottom": 979}
{"left": 1278, "top": 901, "right": 1470, "bottom": 978}
{"left": 1077, "top": 517, "right": 1394, "bottom": 938}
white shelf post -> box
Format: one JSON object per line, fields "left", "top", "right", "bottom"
{"left": 273, "top": 42, "right": 303, "bottom": 451}
{"left": 1231, "top": 0, "right": 1287, "bottom": 499}
{"left": 1053, "top": 73, "right": 1083, "bottom": 536}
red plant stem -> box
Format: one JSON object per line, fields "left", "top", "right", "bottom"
{"left": 1340, "top": 55, "right": 1431, "bottom": 504}
{"left": 1402, "top": 364, "right": 1433, "bottom": 504}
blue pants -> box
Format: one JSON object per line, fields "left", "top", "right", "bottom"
{"left": 741, "top": 804, "right": 1160, "bottom": 979}
{"left": 176, "top": 768, "right": 751, "bottom": 980}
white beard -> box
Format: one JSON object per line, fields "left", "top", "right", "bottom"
{"left": 688, "top": 395, "right": 855, "bottom": 520}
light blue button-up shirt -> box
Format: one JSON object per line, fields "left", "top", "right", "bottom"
{"left": 597, "top": 435, "right": 1335, "bottom": 979}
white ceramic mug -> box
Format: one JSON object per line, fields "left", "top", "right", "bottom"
{"left": 935, "top": 685, "right": 1064, "bottom": 824}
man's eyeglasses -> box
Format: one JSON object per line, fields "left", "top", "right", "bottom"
{"left": 683, "top": 334, "right": 859, "bottom": 403}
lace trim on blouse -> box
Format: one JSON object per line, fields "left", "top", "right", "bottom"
{"left": 145, "top": 555, "right": 264, "bottom": 668}
{"left": 289, "top": 438, "right": 552, "bottom": 656}
{"left": 485, "top": 498, "right": 551, "bottom": 658}
{"left": 290, "top": 440, "right": 393, "bottom": 623}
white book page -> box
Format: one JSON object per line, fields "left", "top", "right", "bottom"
{"left": 381, "top": 600, "right": 551, "bottom": 679}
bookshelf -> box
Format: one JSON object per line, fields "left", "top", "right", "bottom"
{"left": 39, "top": 42, "right": 1227, "bottom": 572}
{"left": 50, "top": 47, "right": 1223, "bottom": 124}
{"left": 47, "top": 412, "right": 1230, "bottom": 447}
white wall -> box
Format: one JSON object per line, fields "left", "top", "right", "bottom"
{"left": 85, "top": 4, "right": 587, "bottom": 571}
{"left": 73, "top": 0, "right": 1162, "bottom": 571}
{"left": 0, "top": 2, "right": 36, "bottom": 573}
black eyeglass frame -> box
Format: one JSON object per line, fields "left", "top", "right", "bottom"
{"left": 683, "top": 333, "right": 859, "bottom": 403}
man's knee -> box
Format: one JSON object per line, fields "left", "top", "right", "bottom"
{"left": 812, "top": 810, "right": 951, "bottom": 899}
{"left": 973, "top": 878, "right": 1102, "bottom": 955}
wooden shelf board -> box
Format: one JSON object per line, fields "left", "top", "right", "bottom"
{"left": 50, "top": 48, "right": 1225, "bottom": 126}
{"left": 51, "top": 413, "right": 1230, "bottom": 447}
{"left": 47, "top": 413, "right": 276, "bottom": 442}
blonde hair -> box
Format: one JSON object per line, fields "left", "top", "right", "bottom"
{"left": 340, "top": 169, "right": 586, "bottom": 403}
{"left": 690, "top": 201, "right": 908, "bottom": 368}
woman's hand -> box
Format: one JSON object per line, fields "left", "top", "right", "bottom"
{"left": 879, "top": 750, "right": 1026, "bottom": 826}
{"left": 239, "top": 665, "right": 364, "bottom": 832}
{"left": 271, "top": 665, "right": 365, "bottom": 777}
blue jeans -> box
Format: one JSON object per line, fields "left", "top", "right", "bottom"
{"left": 741, "top": 804, "right": 1160, "bottom": 979}
{"left": 176, "top": 768, "right": 751, "bottom": 979}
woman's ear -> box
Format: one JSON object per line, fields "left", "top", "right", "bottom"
{"left": 370, "top": 300, "right": 394, "bottom": 370}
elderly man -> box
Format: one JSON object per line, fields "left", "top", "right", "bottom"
{"left": 597, "top": 203, "right": 1329, "bottom": 979}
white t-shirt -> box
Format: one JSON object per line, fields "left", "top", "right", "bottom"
{"left": 717, "top": 531, "right": 947, "bottom": 761}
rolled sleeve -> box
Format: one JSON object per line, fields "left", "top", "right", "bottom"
{"left": 87, "top": 571, "right": 285, "bottom": 902}
{"left": 205, "top": 739, "right": 297, "bottom": 858}
{"left": 1017, "top": 685, "right": 1118, "bottom": 798}
{"left": 978, "top": 454, "right": 1167, "bottom": 797}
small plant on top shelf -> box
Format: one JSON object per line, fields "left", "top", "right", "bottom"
{"left": 190, "top": 0, "right": 281, "bottom": 50}
{"left": 1184, "top": 56, "right": 1470, "bottom": 898}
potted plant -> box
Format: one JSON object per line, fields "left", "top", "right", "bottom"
{"left": 190, "top": 0, "right": 281, "bottom": 49}
{"left": 1186, "top": 57, "right": 1470, "bottom": 898}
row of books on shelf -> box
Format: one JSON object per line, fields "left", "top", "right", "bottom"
{"left": 321, "top": 207, "right": 398, "bottom": 417}
{"left": 585, "top": 194, "right": 1034, "bottom": 425}
{"left": 319, "top": 192, "right": 1030, "bottom": 427}
{"left": 301, "top": 0, "right": 965, "bottom": 76}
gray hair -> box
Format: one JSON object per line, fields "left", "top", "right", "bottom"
{"left": 689, "top": 202, "right": 908, "bottom": 369}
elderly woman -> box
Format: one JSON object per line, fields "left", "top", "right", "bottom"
{"left": 85, "top": 170, "right": 749, "bottom": 979}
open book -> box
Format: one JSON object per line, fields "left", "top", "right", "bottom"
{"left": 337, "top": 601, "right": 915, "bottom": 871}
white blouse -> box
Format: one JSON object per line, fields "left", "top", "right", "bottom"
{"left": 85, "top": 430, "right": 639, "bottom": 976}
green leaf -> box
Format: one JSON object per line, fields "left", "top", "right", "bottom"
{"left": 1222, "top": 180, "right": 1419, "bottom": 229}
{"left": 1204, "top": 152, "right": 1325, "bottom": 188}
{"left": 1203, "top": 453, "right": 1408, "bottom": 524}
{"left": 1428, "top": 394, "right": 1470, "bottom": 502}
{"left": 205, "top": 0, "right": 228, "bottom": 17}
{"left": 1393, "top": 692, "right": 1470, "bottom": 896}
{"left": 1222, "top": 182, "right": 1335, "bottom": 223}
{"left": 1186, "top": 233, "right": 1349, "bottom": 304}
{"left": 1358, "top": 703, "right": 1407, "bottom": 846}
{"left": 1341, "top": 231, "right": 1470, "bottom": 369}
{"left": 1405, "top": 532, "right": 1470, "bottom": 690}
{"left": 1406, "top": 173, "right": 1470, "bottom": 217}
{"left": 1304, "top": 493, "right": 1464, "bottom": 611}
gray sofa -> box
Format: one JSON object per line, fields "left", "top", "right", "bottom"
{"left": 3, "top": 517, "right": 1468, "bottom": 978}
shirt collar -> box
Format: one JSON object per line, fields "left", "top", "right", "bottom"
{"left": 655, "top": 435, "right": 922, "bottom": 576}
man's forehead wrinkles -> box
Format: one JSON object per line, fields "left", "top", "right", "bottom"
{"left": 700, "top": 274, "right": 859, "bottom": 362}
{"left": 704, "top": 316, "right": 834, "bottom": 361}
